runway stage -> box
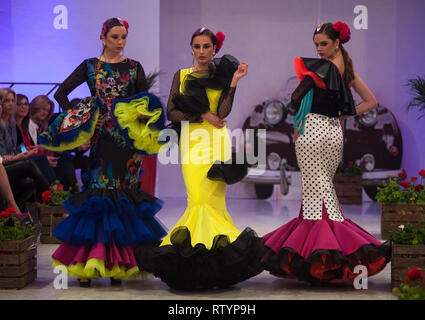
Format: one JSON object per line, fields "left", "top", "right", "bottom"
{"left": 0, "top": 198, "right": 394, "bottom": 300}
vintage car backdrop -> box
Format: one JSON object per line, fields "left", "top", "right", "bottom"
{"left": 240, "top": 78, "right": 403, "bottom": 200}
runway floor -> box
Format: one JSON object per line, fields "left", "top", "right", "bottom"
{"left": 0, "top": 198, "right": 395, "bottom": 300}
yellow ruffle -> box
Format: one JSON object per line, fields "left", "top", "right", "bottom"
{"left": 52, "top": 258, "right": 146, "bottom": 280}
{"left": 42, "top": 109, "right": 99, "bottom": 152}
{"left": 114, "top": 96, "right": 165, "bottom": 155}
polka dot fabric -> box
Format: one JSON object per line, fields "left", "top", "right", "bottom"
{"left": 295, "top": 113, "right": 344, "bottom": 222}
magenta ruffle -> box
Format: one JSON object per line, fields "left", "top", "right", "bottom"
{"left": 52, "top": 241, "right": 138, "bottom": 270}
{"left": 263, "top": 203, "right": 382, "bottom": 258}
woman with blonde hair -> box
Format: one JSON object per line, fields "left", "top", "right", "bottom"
{"left": 28, "top": 95, "right": 54, "bottom": 140}
{"left": 0, "top": 94, "right": 22, "bottom": 213}
{"left": 0, "top": 88, "right": 38, "bottom": 162}
{"left": 0, "top": 89, "right": 51, "bottom": 208}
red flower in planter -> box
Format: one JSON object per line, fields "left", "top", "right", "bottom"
{"left": 398, "top": 171, "right": 407, "bottom": 179}
{"left": 404, "top": 267, "right": 425, "bottom": 284}
{"left": 16, "top": 212, "right": 25, "bottom": 219}
{"left": 5, "top": 207, "right": 16, "bottom": 214}
{"left": 0, "top": 207, "right": 15, "bottom": 219}
{"left": 410, "top": 177, "right": 418, "bottom": 182}
{"left": 0, "top": 212, "right": 9, "bottom": 219}
{"left": 41, "top": 190, "right": 53, "bottom": 203}
{"left": 54, "top": 184, "right": 64, "bottom": 191}
{"left": 415, "top": 184, "right": 424, "bottom": 192}
{"left": 419, "top": 169, "right": 425, "bottom": 178}
{"left": 348, "top": 161, "right": 354, "bottom": 166}
{"left": 400, "top": 181, "right": 411, "bottom": 189}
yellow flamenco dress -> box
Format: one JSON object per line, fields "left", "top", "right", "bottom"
{"left": 161, "top": 68, "right": 240, "bottom": 248}
{"left": 135, "top": 64, "right": 264, "bottom": 291}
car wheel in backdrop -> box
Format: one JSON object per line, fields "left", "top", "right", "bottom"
{"left": 255, "top": 184, "right": 274, "bottom": 199}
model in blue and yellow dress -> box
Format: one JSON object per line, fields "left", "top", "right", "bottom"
{"left": 38, "top": 57, "right": 168, "bottom": 284}
{"left": 135, "top": 55, "right": 264, "bottom": 291}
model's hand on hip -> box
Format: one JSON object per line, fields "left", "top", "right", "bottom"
{"left": 293, "top": 128, "right": 300, "bottom": 142}
{"left": 202, "top": 112, "right": 227, "bottom": 128}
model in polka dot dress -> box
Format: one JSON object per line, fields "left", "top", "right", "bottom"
{"left": 261, "top": 22, "right": 391, "bottom": 284}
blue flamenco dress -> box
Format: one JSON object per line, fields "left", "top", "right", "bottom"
{"left": 38, "top": 58, "right": 168, "bottom": 279}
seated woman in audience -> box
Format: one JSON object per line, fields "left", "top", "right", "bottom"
{"left": 29, "top": 95, "right": 78, "bottom": 192}
{"left": 15, "top": 93, "right": 57, "bottom": 184}
{"left": 0, "top": 89, "right": 50, "bottom": 209}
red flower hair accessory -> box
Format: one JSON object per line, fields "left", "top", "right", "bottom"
{"left": 100, "top": 18, "right": 129, "bottom": 40}
{"left": 121, "top": 20, "right": 130, "bottom": 30}
{"left": 215, "top": 31, "right": 225, "bottom": 54}
{"left": 333, "top": 21, "right": 351, "bottom": 44}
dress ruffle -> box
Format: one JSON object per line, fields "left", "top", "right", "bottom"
{"left": 294, "top": 57, "right": 327, "bottom": 89}
{"left": 207, "top": 151, "right": 250, "bottom": 185}
{"left": 135, "top": 226, "right": 265, "bottom": 291}
{"left": 261, "top": 207, "right": 391, "bottom": 283}
{"left": 53, "top": 188, "right": 166, "bottom": 247}
{"left": 38, "top": 97, "right": 100, "bottom": 151}
{"left": 171, "top": 54, "right": 240, "bottom": 117}
{"left": 113, "top": 92, "right": 169, "bottom": 155}
{"left": 52, "top": 241, "right": 141, "bottom": 279}
{"left": 294, "top": 57, "right": 356, "bottom": 116}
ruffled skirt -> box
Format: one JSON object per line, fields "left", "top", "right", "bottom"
{"left": 135, "top": 121, "right": 264, "bottom": 290}
{"left": 52, "top": 189, "right": 166, "bottom": 279}
{"left": 136, "top": 226, "right": 264, "bottom": 290}
{"left": 261, "top": 204, "right": 391, "bottom": 284}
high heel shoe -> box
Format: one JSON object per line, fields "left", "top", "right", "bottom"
{"left": 78, "top": 279, "right": 91, "bottom": 288}
{"left": 110, "top": 278, "right": 122, "bottom": 286}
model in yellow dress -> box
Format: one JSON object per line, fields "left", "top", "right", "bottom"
{"left": 160, "top": 67, "right": 241, "bottom": 248}
{"left": 135, "top": 28, "right": 264, "bottom": 290}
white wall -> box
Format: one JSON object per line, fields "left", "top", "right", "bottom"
{"left": 1, "top": 0, "right": 160, "bottom": 110}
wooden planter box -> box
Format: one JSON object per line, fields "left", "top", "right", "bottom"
{"left": 27, "top": 204, "right": 68, "bottom": 244}
{"left": 391, "top": 244, "right": 425, "bottom": 289}
{"left": 0, "top": 234, "right": 37, "bottom": 289}
{"left": 334, "top": 175, "right": 362, "bottom": 204}
{"left": 381, "top": 203, "right": 425, "bottom": 240}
